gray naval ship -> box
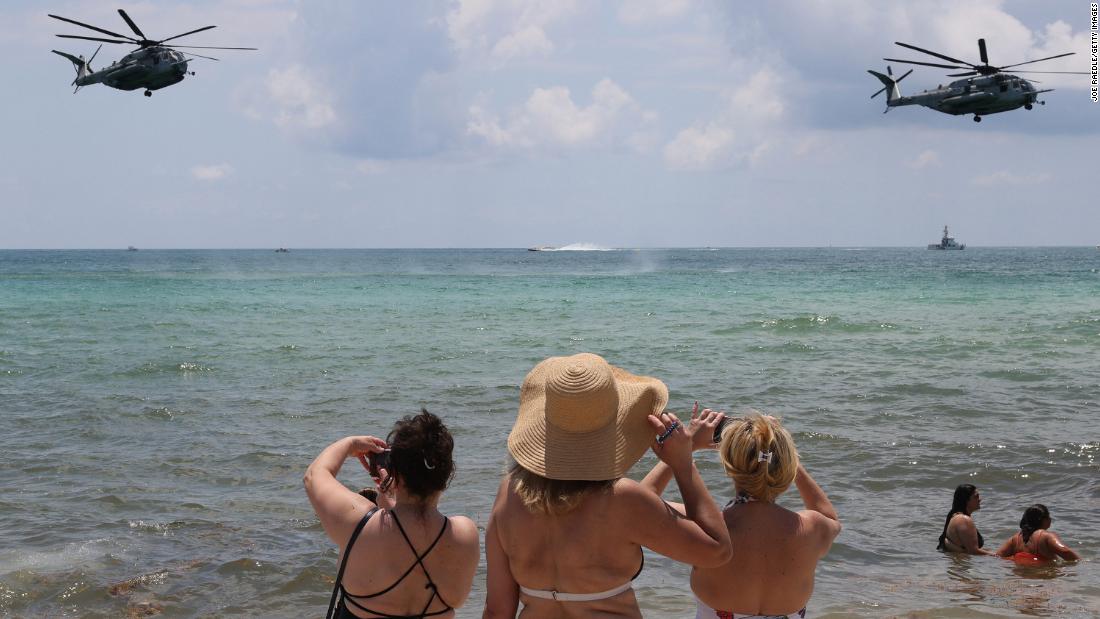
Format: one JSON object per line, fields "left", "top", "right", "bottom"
{"left": 928, "top": 225, "right": 965, "bottom": 250}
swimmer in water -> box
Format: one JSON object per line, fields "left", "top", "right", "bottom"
{"left": 996, "top": 504, "right": 1080, "bottom": 563}
{"left": 937, "top": 484, "right": 994, "bottom": 555}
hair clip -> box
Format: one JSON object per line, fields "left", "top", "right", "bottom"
{"left": 757, "top": 450, "right": 772, "bottom": 464}
{"left": 423, "top": 458, "right": 436, "bottom": 470}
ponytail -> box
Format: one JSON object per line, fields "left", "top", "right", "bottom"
{"left": 719, "top": 412, "right": 798, "bottom": 502}
{"left": 1019, "top": 504, "right": 1049, "bottom": 543}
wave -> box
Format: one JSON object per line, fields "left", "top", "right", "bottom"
{"left": 544, "top": 243, "right": 615, "bottom": 251}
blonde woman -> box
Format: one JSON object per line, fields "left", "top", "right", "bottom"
{"left": 645, "top": 411, "right": 841, "bottom": 619}
{"left": 482, "top": 353, "right": 732, "bottom": 619}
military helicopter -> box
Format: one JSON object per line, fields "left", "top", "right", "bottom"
{"left": 867, "top": 38, "right": 1086, "bottom": 122}
{"left": 49, "top": 9, "right": 256, "bottom": 97}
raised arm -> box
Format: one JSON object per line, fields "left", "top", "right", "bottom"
{"left": 794, "top": 464, "right": 838, "bottom": 521}
{"left": 640, "top": 406, "right": 724, "bottom": 498}
{"left": 626, "top": 413, "right": 732, "bottom": 568}
{"left": 303, "top": 435, "right": 387, "bottom": 545}
{"left": 793, "top": 464, "right": 842, "bottom": 556}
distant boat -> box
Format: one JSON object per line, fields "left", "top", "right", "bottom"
{"left": 527, "top": 246, "right": 556, "bottom": 252}
{"left": 275, "top": 248, "right": 290, "bottom": 253}
{"left": 127, "top": 246, "right": 138, "bottom": 251}
{"left": 927, "top": 226, "right": 964, "bottom": 250}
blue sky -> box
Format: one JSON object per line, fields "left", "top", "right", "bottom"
{"left": 1, "top": 0, "right": 1096, "bottom": 248}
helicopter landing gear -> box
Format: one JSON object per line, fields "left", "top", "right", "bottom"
{"left": 973, "top": 115, "right": 981, "bottom": 123}
{"left": 1024, "top": 103, "right": 1032, "bottom": 110}
{"left": 144, "top": 90, "right": 152, "bottom": 97}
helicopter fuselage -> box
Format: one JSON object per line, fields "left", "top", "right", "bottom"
{"left": 77, "top": 46, "right": 189, "bottom": 91}
{"left": 890, "top": 73, "right": 1040, "bottom": 116}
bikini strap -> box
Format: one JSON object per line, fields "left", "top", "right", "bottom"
{"left": 390, "top": 511, "right": 452, "bottom": 616}
{"left": 327, "top": 507, "right": 380, "bottom": 619}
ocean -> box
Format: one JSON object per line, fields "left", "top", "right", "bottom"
{"left": 1, "top": 248, "right": 1097, "bottom": 618}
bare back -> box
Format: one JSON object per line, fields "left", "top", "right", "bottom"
{"left": 492, "top": 477, "right": 646, "bottom": 618}
{"left": 340, "top": 510, "right": 479, "bottom": 618}
{"left": 692, "top": 502, "right": 834, "bottom": 615}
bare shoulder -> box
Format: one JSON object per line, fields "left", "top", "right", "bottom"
{"left": 448, "top": 515, "right": 479, "bottom": 538}
{"left": 446, "top": 515, "right": 481, "bottom": 551}
{"left": 950, "top": 512, "right": 974, "bottom": 526}
{"left": 799, "top": 508, "right": 842, "bottom": 541}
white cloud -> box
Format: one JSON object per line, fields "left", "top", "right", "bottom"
{"left": 491, "top": 25, "right": 554, "bottom": 60}
{"left": 972, "top": 170, "right": 1052, "bottom": 186}
{"left": 191, "top": 163, "right": 233, "bottom": 181}
{"left": 447, "top": 0, "right": 579, "bottom": 61}
{"left": 266, "top": 65, "right": 337, "bottom": 130}
{"left": 663, "top": 68, "right": 786, "bottom": 170}
{"left": 663, "top": 123, "right": 734, "bottom": 170}
{"left": 467, "top": 78, "right": 656, "bottom": 151}
{"left": 909, "top": 149, "right": 941, "bottom": 169}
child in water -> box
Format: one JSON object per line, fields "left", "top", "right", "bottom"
{"left": 996, "top": 504, "right": 1080, "bottom": 563}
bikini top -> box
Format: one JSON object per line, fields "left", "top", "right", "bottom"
{"left": 518, "top": 553, "right": 644, "bottom": 603}
{"left": 1020, "top": 529, "right": 1047, "bottom": 553}
{"left": 327, "top": 507, "right": 453, "bottom": 619}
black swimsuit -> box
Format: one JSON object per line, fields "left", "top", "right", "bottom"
{"left": 327, "top": 508, "right": 453, "bottom": 619}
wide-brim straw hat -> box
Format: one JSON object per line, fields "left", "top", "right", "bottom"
{"left": 508, "top": 353, "right": 669, "bottom": 481}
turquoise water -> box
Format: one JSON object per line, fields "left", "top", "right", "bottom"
{"left": 1, "top": 248, "right": 1098, "bottom": 618}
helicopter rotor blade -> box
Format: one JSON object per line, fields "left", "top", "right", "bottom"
{"left": 946, "top": 71, "right": 979, "bottom": 77}
{"left": 56, "top": 34, "right": 131, "bottom": 44}
{"left": 895, "top": 68, "right": 913, "bottom": 83}
{"left": 883, "top": 57, "right": 971, "bottom": 71}
{"left": 180, "top": 51, "right": 220, "bottom": 61}
{"left": 117, "top": 9, "right": 145, "bottom": 39}
{"left": 48, "top": 14, "right": 138, "bottom": 42}
{"left": 88, "top": 43, "right": 102, "bottom": 66}
{"left": 978, "top": 38, "right": 988, "bottom": 65}
{"left": 157, "top": 25, "right": 217, "bottom": 44}
{"left": 894, "top": 41, "right": 976, "bottom": 68}
{"left": 999, "top": 52, "right": 1075, "bottom": 70}
{"left": 870, "top": 87, "right": 885, "bottom": 99}
{"left": 166, "top": 44, "right": 258, "bottom": 50}
{"left": 1009, "top": 70, "right": 1089, "bottom": 74}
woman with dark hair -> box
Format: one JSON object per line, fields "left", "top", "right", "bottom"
{"left": 305, "top": 409, "right": 479, "bottom": 618}
{"left": 996, "top": 504, "right": 1080, "bottom": 563}
{"left": 937, "top": 484, "right": 993, "bottom": 555}
{"left": 482, "top": 353, "right": 732, "bottom": 619}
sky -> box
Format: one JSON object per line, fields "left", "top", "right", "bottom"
{"left": 0, "top": 0, "right": 1097, "bottom": 248}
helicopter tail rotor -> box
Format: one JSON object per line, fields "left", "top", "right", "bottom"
{"left": 868, "top": 66, "right": 909, "bottom": 110}
{"left": 51, "top": 48, "right": 94, "bottom": 92}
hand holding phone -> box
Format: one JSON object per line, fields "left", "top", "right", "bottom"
{"left": 368, "top": 449, "right": 391, "bottom": 477}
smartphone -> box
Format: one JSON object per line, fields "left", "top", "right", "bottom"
{"left": 368, "top": 449, "right": 391, "bottom": 477}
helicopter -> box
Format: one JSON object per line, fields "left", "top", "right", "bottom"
{"left": 49, "top": 9, "right": 256, "bottom": 97}
{"left": 867, "top": 38, "right": 1087, "bottom": 122}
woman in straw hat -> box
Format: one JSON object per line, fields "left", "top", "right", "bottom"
{"left": 645, "top": 412, "right": 840, "bottom": 619}
{"left": 482, "top": 353, "right": 732, "bottom": 619}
